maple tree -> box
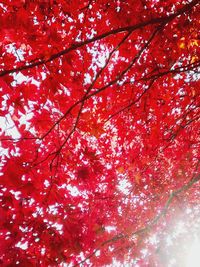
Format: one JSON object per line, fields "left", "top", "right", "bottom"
{"left": 0, "top": 0, "right": 200, "bottom": 266}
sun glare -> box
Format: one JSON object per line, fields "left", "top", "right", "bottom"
{"left": 186, "top": 238, "right": 200, "bottom": 267}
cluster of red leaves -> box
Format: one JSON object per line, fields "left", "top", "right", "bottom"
{"left": 0, "top": 0, "right": 200, "bottom": 266}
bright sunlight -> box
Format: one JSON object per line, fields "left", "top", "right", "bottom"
{"left": 185, "top": 237, "right": 200, "bottom": 267}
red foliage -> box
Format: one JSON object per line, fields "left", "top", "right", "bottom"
{"left": 0, "top": 1, "right": 200, "bottom": 266}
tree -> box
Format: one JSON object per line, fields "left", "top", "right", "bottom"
{"left": 0, "top": 0, "right": 200, "bottom": 266}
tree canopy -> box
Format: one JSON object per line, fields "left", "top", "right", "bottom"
{"left": 0, "top": 0, "right": 200, "bottom": 266}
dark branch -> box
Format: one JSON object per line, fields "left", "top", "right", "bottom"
{"left": 0, "top": 0, "right": 198, "bottom": 77}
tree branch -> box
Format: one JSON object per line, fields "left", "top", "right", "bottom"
{"left": 74, "top": 169, "right": 200, "bottom": 266}
{"left": 0, "top": 0, "right": 198, "bottom": 77}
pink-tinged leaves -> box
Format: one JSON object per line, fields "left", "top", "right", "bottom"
{"left": 0, "top": 1, "right": 200, "bottom": 266}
